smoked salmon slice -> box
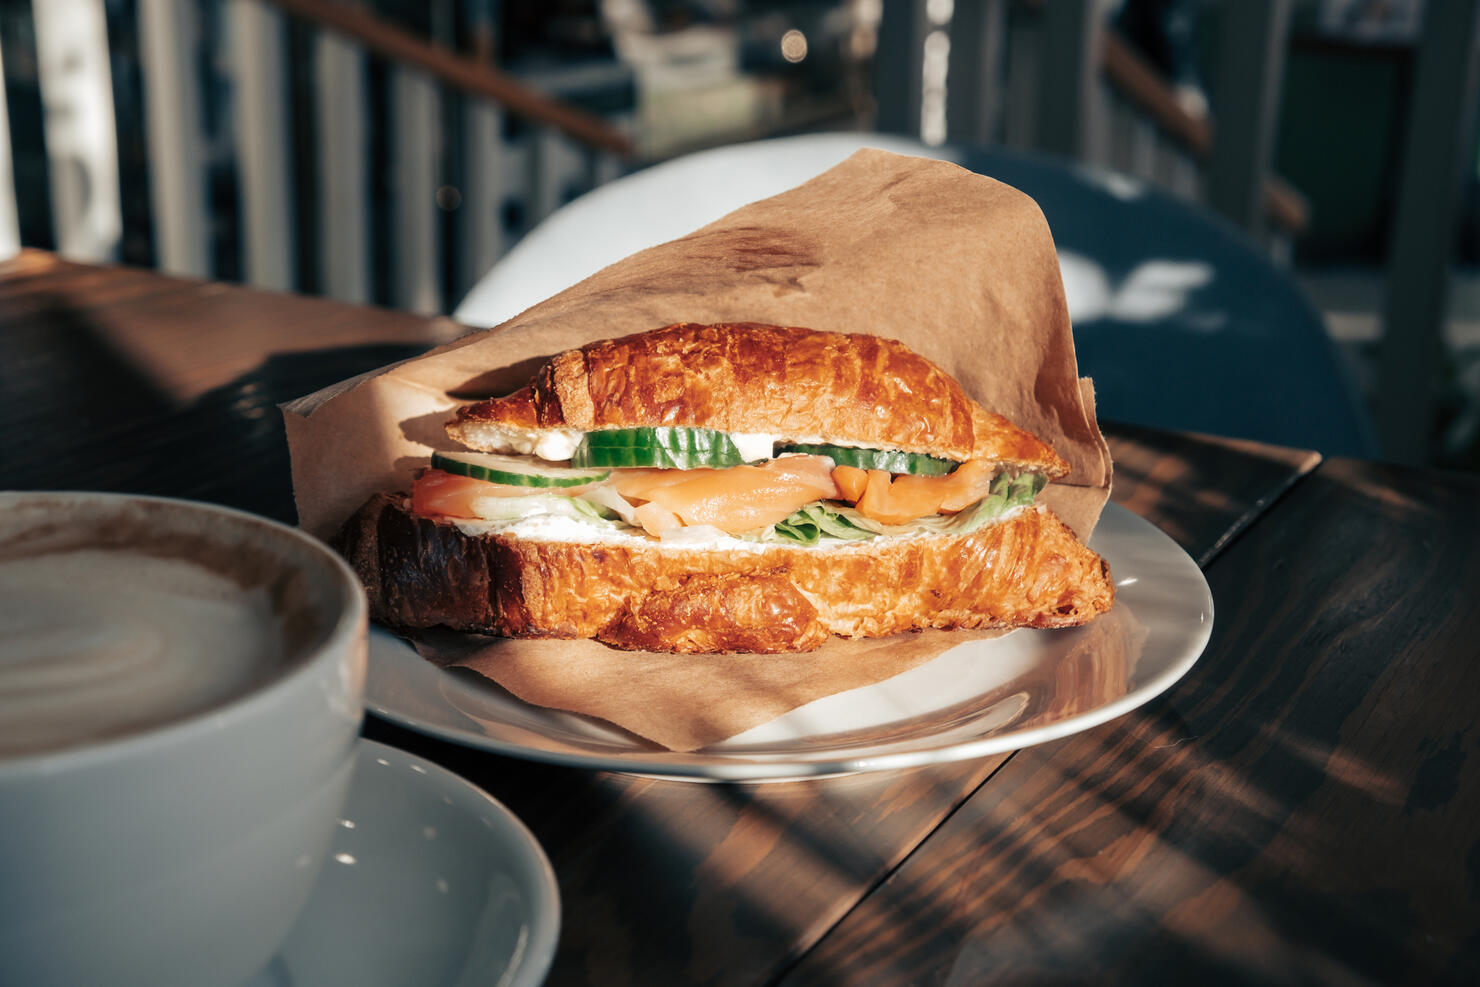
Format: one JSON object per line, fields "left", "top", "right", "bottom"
{"left": 411, "top": 468, "right": 595, "bottom": 518}
{"left": 841, "top": 459, "right": 995, "bottom": 525}
{"left": 412, "top": 469, "right": 516, "bottom": 518}
{"left": 617, "top": 455, "right": 838, "bottom": 535}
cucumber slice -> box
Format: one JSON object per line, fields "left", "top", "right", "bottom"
{"left": 432, "top": 451, "right": 610, "bottom": 488}
{"left": 571, "top": 427, "right": 747, "bottom": 469}
{"left": 777, "top": 443, "right": 959, "bottom": 476}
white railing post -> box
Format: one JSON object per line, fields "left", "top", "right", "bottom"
{"left": 460, "top": 97, "right": 508, "bottom": 300}
{"left": 139, "top": 0, "right": 210, "bottom": 278}
{"left": 0, "top": 43, "right": 19, "bottom": 261}
{"left": 228, "top": 0, "right": 294, "bottom": 291}
{"left": 458, "top": 6, "right": 507, "bottom": 304}
{"left": 32, "top": 0, "right": 122, "bottom": 262}
{"left": 390, "top": 66, "right": 441, "bottom": 314}
{"left": 314, "top": 26, "right": 370, "bottom": 303}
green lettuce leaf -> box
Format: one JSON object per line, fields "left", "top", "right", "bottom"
{"left": 767, "top": 471, "right": 1050, "bottom": 543}
{"left": 774, "top": 503, "right": 879, "bottom": 545}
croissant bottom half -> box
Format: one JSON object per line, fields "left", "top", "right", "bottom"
{"left": 336, "top": 494, "right": 1115, "bottom": 654}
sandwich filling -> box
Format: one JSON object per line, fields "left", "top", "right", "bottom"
{"left": 411, "top": 425, "right": 1047, "bottom": 547}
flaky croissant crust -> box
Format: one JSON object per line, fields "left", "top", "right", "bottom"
{"left": 338, "top": 493, "right": 1114, "bottom": 654}
{"left": 448, "top": 322, "right": 1069, "bottom": 475}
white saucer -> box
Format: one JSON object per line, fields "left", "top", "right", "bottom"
{"left": 246, "top": 739, "right": 559, "bottom": 987}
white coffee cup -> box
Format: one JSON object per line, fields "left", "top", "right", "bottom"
{"left": 0, "top": 492, "right": 368, "bottom": 987}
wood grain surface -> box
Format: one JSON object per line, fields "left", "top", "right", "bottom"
{"left": 0, "top": 252, "right": 441, "bottom": 520}
{"left": 0, "top": 254, "right": 1343, "bottom": 986}
{"left": 1105, "top": 421, "right": 1320, "bottom": 566}
{"left": 0, "top": 251, "right": 461, "bottom": 399}
{"left": 782, "top": 458, "right": 1480, "bottom": 985}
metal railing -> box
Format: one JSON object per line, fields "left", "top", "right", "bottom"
{"left": 1, "top": 0, "right": 636, "bottom": 314}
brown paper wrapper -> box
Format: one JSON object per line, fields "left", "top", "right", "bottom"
{"left": 284, "top": 149, "right": 1113, "bottom": 752}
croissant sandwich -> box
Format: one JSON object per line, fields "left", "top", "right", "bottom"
{"left": 335, "top": 322, "right": 1114, "bottom": 653}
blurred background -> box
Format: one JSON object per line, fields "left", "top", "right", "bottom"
{"left": 0, "top": 0, "right": 1476, "bottom": 469}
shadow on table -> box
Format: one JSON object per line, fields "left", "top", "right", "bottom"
{"left": 196, "top": 341, "right": 432, "bottom": 520}
{"left": 185, "top": 344, "right": 435, "bottom": 523}
{"left": 2, "top": 305, "right": 429, "bottom": 524}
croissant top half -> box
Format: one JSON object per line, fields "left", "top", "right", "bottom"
{"left": 447, "top": 322, "right": 1069, "bottom": 476}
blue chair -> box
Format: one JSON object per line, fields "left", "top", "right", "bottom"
{"left": 455, "top": 133, "right": 1377, "bottom": 457}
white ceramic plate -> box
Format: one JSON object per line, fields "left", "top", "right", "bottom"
{"left": 247, "top": 739, "right": 559, "bottom": 987}
{"left": 365, "top": 504, "right": 1213, "bottom": 781}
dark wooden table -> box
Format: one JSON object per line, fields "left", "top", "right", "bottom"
{"left": 5, "top": 250, "right": 1477, "bottom": 985}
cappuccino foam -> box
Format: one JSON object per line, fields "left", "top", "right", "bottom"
{"left": 0, "top": 549, "right": 285, "bottom": 757}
